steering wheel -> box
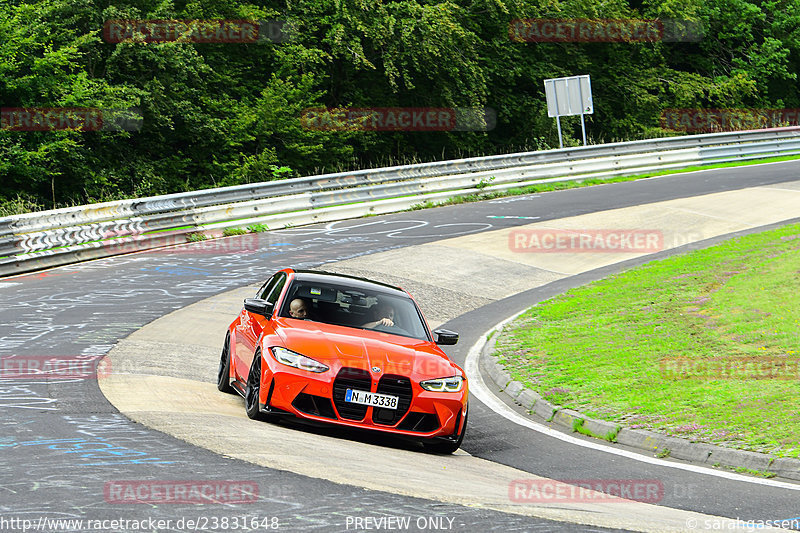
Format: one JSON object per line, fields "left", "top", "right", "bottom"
{"left": 374, "top": 323, "right": 410, "bottom": 336}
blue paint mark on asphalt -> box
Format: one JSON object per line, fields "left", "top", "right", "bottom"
{"left": 8, "top": 437, "right": 175, "bottom": 465}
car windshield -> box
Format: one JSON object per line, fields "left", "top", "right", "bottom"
{"left": 279, "top": 279, "right": 430, "bottom": 341}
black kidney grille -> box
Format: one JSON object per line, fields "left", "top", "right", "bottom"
{"left": 332, "top": 367, "right": 372, "bottom": 421}
{"left": 372, "top": 375, "right": 412, "bottom": 426}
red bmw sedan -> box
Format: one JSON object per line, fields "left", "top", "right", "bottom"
{"left": 218, "top": 268, "right": 468, "bottom": 453}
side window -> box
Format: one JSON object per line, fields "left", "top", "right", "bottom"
{"left": 265, "top": 274, "right": 287, "bottom": 305}
{"left": 257, "top": 273, "right": 281, "bottom": 300}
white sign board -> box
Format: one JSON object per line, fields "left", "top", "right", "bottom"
{"left": 544, "top": 75, "right": 593, "bottom": 117}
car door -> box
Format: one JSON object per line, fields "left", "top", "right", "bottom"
{"left": 235, "top": 272, "right": 287, "bottom": 382}
{"left": 233, "top": 272, "right": 286, "bottom": 382}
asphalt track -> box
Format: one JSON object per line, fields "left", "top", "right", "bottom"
{"left": 2, "top": 161, "right": 800, "bottom": 532}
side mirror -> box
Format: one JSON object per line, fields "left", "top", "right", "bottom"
{"left": 433, "top": 329, "right": 459, "bottom": 345}
{"left": 244, "top": 298, "right": 274, "bottom": 318}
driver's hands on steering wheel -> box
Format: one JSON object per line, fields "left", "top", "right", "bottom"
{"left": 376, "top": 317, "right": 394, "bottom": 327}
{"left": 374, "top": 321, "right": 411, "bottom": 337}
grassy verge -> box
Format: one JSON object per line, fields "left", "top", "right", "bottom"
{"left": 493, "top": 223, "right": 800, "bottom": 458}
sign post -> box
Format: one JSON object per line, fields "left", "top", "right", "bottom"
{"left": 544, "top": 75, "right": 593, "bottom": 148}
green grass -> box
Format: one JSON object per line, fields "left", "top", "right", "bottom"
{"left": 222, "top": 227, "right": 248, "bottom": 237}
{"left": 493, "top": 223, "right": 800, "bottom": 458}
{"left": 712, "top": 463, "right": 777, "bottom": 478}
{"left": 731, "top": 466, "right": 778, "bottom": 479}
{"left": 246, "top": 223, "right": 269, "bottom": 233}
{"left": 185, "top": 232, "right": 208, "bottom": 242}
{"left": 571, "top": 418, "right": 622, "bottom": 442}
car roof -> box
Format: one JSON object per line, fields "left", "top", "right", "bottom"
{"left": 291, "top": 269, "right": 408, "bottom": 297}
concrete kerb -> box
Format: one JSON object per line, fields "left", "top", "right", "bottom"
{"left": 478, "top": 326, "right": 800, "bottom": 482}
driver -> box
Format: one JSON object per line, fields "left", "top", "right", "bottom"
{"left": 289, "top": 298, "right": 312, "bottom": 320}
{"left": 362, "top": 302, "right": 395, "bottom": 329}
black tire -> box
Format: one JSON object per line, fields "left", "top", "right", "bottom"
{"left": 244, "top": 353, "right": 265, "bottom": 420}
{"left": 217, "top": 333, "right": 235, "bottom": 394}
{"left": 423, "top": 404, "right": 468, "bottom": 454}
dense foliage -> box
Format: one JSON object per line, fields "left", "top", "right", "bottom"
{"left": 1, "top": 0, "right": 798, "bottom": 212}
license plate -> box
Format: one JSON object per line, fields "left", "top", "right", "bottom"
{"left": 345, "top": 389, "right": 399, "bottom": 410}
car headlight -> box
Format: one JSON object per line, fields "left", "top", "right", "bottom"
{"left": 270, "top": 347, "right": 329, "bottom": 373}
{"left": 420, "top": 375, "right": 464, "bottom": 392}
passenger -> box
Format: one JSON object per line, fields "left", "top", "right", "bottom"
{"left": 288, "top": 298, "right": 312, "bottom": 319}
{"left": 362, "top": 302, "right": 395, "bottom": 329}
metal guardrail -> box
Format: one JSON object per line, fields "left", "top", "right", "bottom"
{"left": 2, "top": 127, "right": 800, "bottom": 277}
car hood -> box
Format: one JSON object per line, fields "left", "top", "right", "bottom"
{"left": 274, "top": 321, "right": 460, "bottom": 378}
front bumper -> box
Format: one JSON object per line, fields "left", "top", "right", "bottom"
{"left": 260, "top": 363, "right": 467, "bottom": 438}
